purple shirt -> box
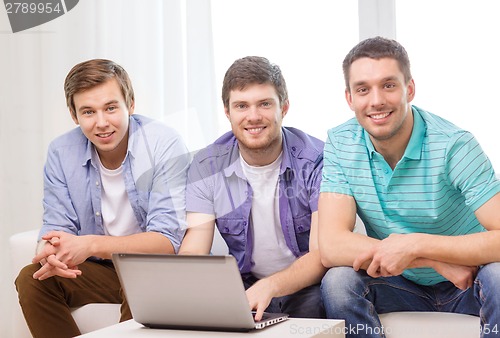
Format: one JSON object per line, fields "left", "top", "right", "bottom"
{"left": 186, "top": 127, "right": 324, "bottom": 274}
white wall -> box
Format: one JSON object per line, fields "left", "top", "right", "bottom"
{"left": 211, "top": 0, "right": 359, "bottom": 142}
{"left": 396, "top": 0, "right": 500, "bottom": 171}
{"left": 0, "top": 1, "right": 216, "bottom": 337}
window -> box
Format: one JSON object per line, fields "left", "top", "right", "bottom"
{"left": 211, "top": 0, "right": 359, "bottom": 141}
{"left": 396, "top": 0, "right": 500, "bottom": 169}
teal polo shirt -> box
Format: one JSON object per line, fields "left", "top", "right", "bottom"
{"left": 321, "top": 106, "right": 500, "bottom": 285}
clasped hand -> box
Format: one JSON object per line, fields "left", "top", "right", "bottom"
{"left": 32, "top": 231, "right": 88, "bottom": 280}
{"left": 352, "top": 233, "right": 477, "bottom": 290}
{"left": 353, "top": 233, "right": 415, "bottom": 277}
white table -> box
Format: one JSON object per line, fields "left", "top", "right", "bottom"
{"left": 78, "top": 318, "right": 346, "bottom": 337}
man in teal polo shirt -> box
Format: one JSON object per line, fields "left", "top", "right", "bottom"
{"left": 319, "top": 36, "right": 500, "bottom": 337}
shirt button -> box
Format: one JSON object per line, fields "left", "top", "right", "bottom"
{"left": 96, "top": 181, "right": 100, "bottom": 186}
{"left": 298, "top": 225, "right": 304, "bottom": 231}
{"left": 95, "top": 212, "right": 101, "bottom": 217}
{"left": 292, "top": 146, "right": 297, "bottom": 152}
{"left": 384, "top": 169, "right": 389, "bottom": 174}
{"left": 243, "top": 221, "right": 247, "bottom": 226}
{"left": 224, "top": 227, "right": 229, "bottom": 232}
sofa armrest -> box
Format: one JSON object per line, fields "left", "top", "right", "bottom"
{"left": 9, "top": 229, "right": 39, "bottom": 279}
{"left": 9, "top": 229, "right": 40, "bottom": 338}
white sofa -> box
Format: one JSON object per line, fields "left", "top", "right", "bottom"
{"left": 9, "top": 228, "right": 230, "bottom": 338}
{"left": 10, "top": 229, "right": 479, "bottom": 338}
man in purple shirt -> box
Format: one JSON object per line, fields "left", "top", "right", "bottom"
{"left": 179, "top": 56, "right": 326, "bottom": 320}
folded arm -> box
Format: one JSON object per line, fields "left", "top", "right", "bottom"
{"left": 412, "top": 192, "right": 500, "bottom": 266}
{"left": 356, "top": 193, "right": 500, "bottom": 274}
{"left": 318, "top": 192, "right": 481, "bottom": 290}
{"left": 318, "top": 192, "right": 378, "bottom": 268}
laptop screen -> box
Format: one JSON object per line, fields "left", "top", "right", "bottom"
{"left": 112, "top": 254, "right": 288, "bottom": 331}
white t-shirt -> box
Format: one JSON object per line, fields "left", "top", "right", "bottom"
{"left": 97, "top": 155, "right": 141, "bottom": 236}
{"left": 240, "top": 152, "right": 296, "bottom": 279}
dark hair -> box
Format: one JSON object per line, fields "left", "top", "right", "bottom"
{"left": 221, "top": 56, "right": 288, "bottom": 108}
{"left": 343, "top": 36, "right": 412, "bottom": 91}
{"left": 64, "top": 59, "right": 134, "bottom": 118}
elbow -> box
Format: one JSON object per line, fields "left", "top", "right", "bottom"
{"left": 319, "top": 244, "right": 336, "bottom": 268}
{"left": 320, "top": 254, "right": 335, "bottom": 269}
{"left": 320, "top": 256, "right": 330, "bottom": 268}
{"left": 319, "top": 234, "right": 350, "bottom": 268}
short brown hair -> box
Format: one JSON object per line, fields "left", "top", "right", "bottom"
{"left": 64, "top": 59, "right": 134, "bottom": 118}
{"left": 343, "top": 36, "right": 412, "bottom": 92}
{"left": 221, "top": 56, "right": 288, "bottom": 109}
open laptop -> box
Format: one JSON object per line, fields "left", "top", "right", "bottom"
{"left": 112, "top": 253, "right": 289, "bottom": 331}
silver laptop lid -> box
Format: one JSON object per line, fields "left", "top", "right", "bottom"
{"left": 112, "top": 253, "right": 287, "bottom": 331}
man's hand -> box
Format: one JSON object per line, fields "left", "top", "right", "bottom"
{"left": 245, "top": 278, "right": 277, "bottom": 321}
{"left": 32, "top": 240, "right": 82, "bottom": 280}
{"left": 353, "top": 233, "right": 417, "bottom": 277}
{"left": 353, "top": 233, "right": 478, "bottom": 290}
{"left": 432, "top": 261, "right": 477, "bottom": 290}
{"left": 33, "top": 231, "right": 91, "bottom": 268}
{"left": 31, "top": 231, "right": 90, "bottom": 280}
{"left": 33, "top": 260, "right": 82, "bottom": 280}
{"left": 33, "top": 240, "right": 67, "bottom": 268}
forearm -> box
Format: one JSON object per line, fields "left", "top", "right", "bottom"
{"left": 178, "top": 213, "right": 215, "bottom": 255}
{"left": 177, "top": 230, "right": 212, "bottom": 255}
{"left": 263, "top": 250, "right": 327, "bottom": 298}
{"left": 89, "top": 231, "right": 174, "bottom": 259}
{"left": 318, "top": 192, "right": 380, "bottom": 268}
{"left": 320, "top": 231, "right": 379, "bottom": 268}
{"left": 413, "top": 231, "right": 500, "bottom": 266}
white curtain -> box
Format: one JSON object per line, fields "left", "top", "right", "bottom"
{"left": 0, "top": 1, "right": 216, "bottom": 336}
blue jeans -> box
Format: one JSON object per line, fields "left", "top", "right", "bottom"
{"left": 243, "top": 274, "right": 325, "bottom": 318}
{"left": 321, "top": 263, "right": 500, "bottom": 338}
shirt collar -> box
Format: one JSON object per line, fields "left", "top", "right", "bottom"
{"left": 124, "top": 115, "right": 138, "bottom": 161}
{"left": 363, "top": 128, "right": 377, "bottom": 160}
{"left": 222, "top": 137, "right": 245, "bottom": 179}
{"left": 81, "top": 115, "right": 135, "bottom": 167}
{"left": 279, "top": 129, "right": 293, "bottom": 175}
{"left": 402, "top": 106, "right": 425, "bottom": 160}
{"left": 364, "top": 106, "right": 425, "bottom": 160}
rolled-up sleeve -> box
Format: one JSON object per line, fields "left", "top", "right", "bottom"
{"left": 137, "top": 128, "right": 190, "bottom": 253}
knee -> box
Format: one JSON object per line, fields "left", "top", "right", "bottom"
{"left": 476, "top": 263, "right": 500, "bottom": 294}
{"left": 477, "top": 263, "right": 500, "bottom": 280}
{"left": 321, "top": 266, "right": 362, "bottom": 290}
{"left": 321, "top": 267, "right": 364, "bottom": 307}
{"left": 15, "top": 264, "right": 47, "bottom": 302}
{"left": 15, "top": 264, "right": 39, "bottom": 291}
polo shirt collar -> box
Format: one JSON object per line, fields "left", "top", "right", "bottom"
{"left": 403, "top": 106, "right": 425, "bottom": 160}
{"left": 363, "top": 106, "right": 424, "bottom": 160}
{"left": 364, "top": 128, "right": 376, "bottom": 160}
